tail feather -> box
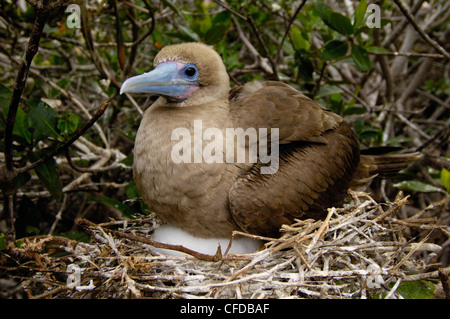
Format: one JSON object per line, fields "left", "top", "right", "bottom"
{"left": 351, "top": 149, "right": 421, "bottom": 188}
{"left": 360, "top": 152, "right": 422, "bottom": 177}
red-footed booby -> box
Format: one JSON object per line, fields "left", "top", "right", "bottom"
{"left": 120, "top": 43, "right": 416, "bottom": 254}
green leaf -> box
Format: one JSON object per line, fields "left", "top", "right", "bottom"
{"left": 380, "top": 18, "right": 392, "bottom": 28}
{"left": 354, "top": 120, "right": 382, "bottom": 143}
{"left": 322, "top": 40, "right": 349, "bottom": 61}
{"left": 343, "top": 106, "right": 366, "bottom": 116}
{"left": 29, "top": 152, "right": 63, "bottom": 201}
{"left": 315, "top": 1, "right": 353, "bottom": 35}
{"left": 212, "top": 9, "right": 231, "bottom": 25}
{"left": 351, "top": 45, "right": 372, "bottom": 71}
{"left": 0, "top": 233, "right": 6, "bottom": 250}
{"left": 0, "top": 85, "right": 32, "bottom": 145}
{"left": 328, "top": 12, "right": 354, "bottom": 35}
{"left": 353, "top": 0, "right": 367, "bottom": 29}
{"left": 396, "top": 281, "right": 435, "bottom": 299}
{"left": 124, "top": 182, "right": 150, "bottom": 214}
{"left": 12, "top": 106, "right": 32, "bottom": 145}
{"left": 125, "top": 182, "right": 141, "bottom": 199}
{"left": 57, "top": 113, "right": 79, "bottom": 136}
{"left": 367, "top": 46, "right": 390, "bottom": 53}
{"left": 205, "top": 10, "right": 231, "bottom": 44}
{"left": 11, "top": 172, "right": 31, "bottom": 190}
{"left": 204, "top": 24, "right": 228, "bottom": 44}
{"left": 393, "top": 180, "right": 445, "bottom": 193}
{"left": 0, "top": 82, "right": 12, "bottom": 98}
{"left": 441, "top": 168, "right": 450, "bottom": 192}
{"left": 294, "top": 51, "right": 314, "bottom": 82}
{"left": 161, "top": 0, "right": 183, "bottom": 17}
{"left": 190, "top": 1, "right": 211, "bottom": 37}
{"left": 315, "top": 1, "right": 333, "bottom": 24}
{"left": 28, "top": 99, "right": 60, "bottom": 141}
{"left": 120, "top": 154, "right": 134, "bottom": 167}
{"left": 177, "top": 24, "right": 201, "bottom": 42}
{"left": 0, "top": 83, "right": 12, "bottom": 117}
{"left": 1, "top": 105, "right": 31, "bottom": 146}
{"left": 315, "top": 85, "right": 343, "bottom": 98}
{"left": 385, "top": 136, "right": 412, "bottom": 147}
{"left": 291, "top": 25, "right": 310, "bottom": 51}
{"left": 360, "top": 127, "right": 382, "bottom": 142}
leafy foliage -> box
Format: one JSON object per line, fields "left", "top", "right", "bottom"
{"left": 374, "top": 280, "right": 436, "bottom": 299}
{"left": 396, "top": 281, "right": 436, "bottom": 299}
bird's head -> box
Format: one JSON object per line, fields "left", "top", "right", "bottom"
{"left": 120, "top": 42, "right": 229, "bottom": 105}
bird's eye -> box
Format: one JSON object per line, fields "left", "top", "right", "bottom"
{"left": 184, "top": 66, "right": 197, "bottom": 77}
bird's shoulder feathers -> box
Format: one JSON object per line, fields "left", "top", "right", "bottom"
{"left": 229, "top": 81, "right": 341, "bottom": 145}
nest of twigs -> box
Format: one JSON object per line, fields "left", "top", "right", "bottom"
{"left": 2, "top": 191, "right": 449, "bottom": 299}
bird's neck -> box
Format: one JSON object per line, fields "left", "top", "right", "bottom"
{"left": 135, "top": 98, "right": 233, "bottom": 166}
{"left": 148, "top": 97, "right": 230, "bottom": 126}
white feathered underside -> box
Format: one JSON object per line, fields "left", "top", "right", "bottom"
{"left": 153, "top": 224, "right": 261, "bottom": 256}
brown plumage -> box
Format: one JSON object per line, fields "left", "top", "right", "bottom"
{"left": 121, "top": 43, "right": 417, "bottom": 238}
